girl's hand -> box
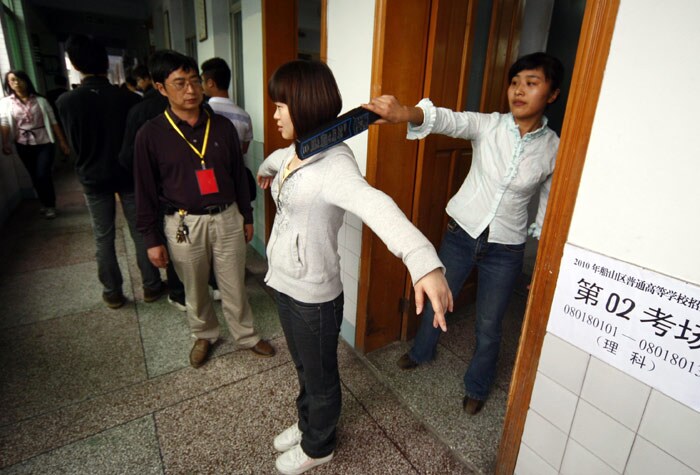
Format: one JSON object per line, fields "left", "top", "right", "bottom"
{"left": 362, "top": 95, "right": 423, "bottom": 125}
{"left": 258, "top": 175, "right": 273, "bottom": 190}
{"left": 2, "top": 144, "right": 12, "bottom": 155}
{"left": 414, "top": 268, "right": 453, "bottom": 332}
{"left": 59, "top": 141, "right": 70, "bottom": 156}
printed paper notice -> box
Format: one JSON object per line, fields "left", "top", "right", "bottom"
{"left": 548, "top": 244, "right": 700, "bottom": 411}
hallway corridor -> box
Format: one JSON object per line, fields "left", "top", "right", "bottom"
{"left": 0, "top": 162, "right": 482, "bottom": 474}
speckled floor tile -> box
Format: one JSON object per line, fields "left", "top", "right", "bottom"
{"left": 0, "top": 166, "right": 503, "bottom": 475}
{"left": 0, "top": 305, "right": 146, "bottom": 426}
{"left": 365, "top": 340, "right": 507, "bottom": 474}
{"left": 0, "top": 256, "right": 134, "bottom": 329}
{"left": 0, "top": 336, "right": 290, "bottom": 469}
{"left": 338, "top": 343, "right": 477, "bottom": 474}
{"left": 0, "top": 416, "right": 162, "bottom": 475}
{"left": 136, "top": 297, "right": 193, "bottom": 377}
{"left": 155, "top": 355, "right": 445, "bottom": 475}
{"left": 137, "top": 273, "right": 282, "bottom": 378}
{"left": 155, "top": 363, "right": 297, "bottom": 474}
{"left": 4, "top": 200, "right": 94, "bottom": 236}
{"left": 0, "top": 228, "right": 125, "bottom": 277}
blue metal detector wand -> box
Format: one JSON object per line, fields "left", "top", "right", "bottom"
{"left": 295, "top": 106, "right": 381, "bottom": 159}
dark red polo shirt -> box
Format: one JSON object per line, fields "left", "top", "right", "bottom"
{"left": 134, "top": 106, "right": 252, "bottom": 249}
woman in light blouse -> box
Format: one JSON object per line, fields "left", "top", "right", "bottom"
{"left": 1, "top": 70, "right": 70, "bottom": 219}
{"left": 364, "top": 52, "right": 564, "bottom": 415}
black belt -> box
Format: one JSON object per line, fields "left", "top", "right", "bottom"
{"left": 166, "top": 203, "right": 232, "bottom": 215}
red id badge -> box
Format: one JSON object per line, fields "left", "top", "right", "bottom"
{"left": 196, "top": 168, "right": 219, "bottom": 195}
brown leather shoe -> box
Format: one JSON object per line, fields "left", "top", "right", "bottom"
{"left": 397, "top": 353, "right": 419, "bottom": 370}
{"left": 250, "top": 340, "right": 275, "bottom": 357}
{"left": 190, "top": 339, "right": 211, "bottom": 368}
{"left": 462, "top": 396, "right": 485, "bottom": 415}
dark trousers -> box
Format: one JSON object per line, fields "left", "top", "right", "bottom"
{"left": 15, "top": 143, "right": 56, "bottom": 208}
{"left": 409, "top": 219, "right": 524, "bottom": 400}
{"left": 277, "top": 291, "right": 344, "bottom": 458}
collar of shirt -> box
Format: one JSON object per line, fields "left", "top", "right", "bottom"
{"left": 79, "top": 76, "right": 111, "bottom": 87}
{"left": 506, "top": 113, "right": 550, "bottom": 142}
{"left": 208, "top": 97, "right": 236, "bottom": 107}
{"left": 166, "top": 105, "right": 208, "bottom": 129}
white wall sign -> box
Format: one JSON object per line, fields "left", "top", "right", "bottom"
{"left": 549, "top": 244, "right": 700, "bottom": 411}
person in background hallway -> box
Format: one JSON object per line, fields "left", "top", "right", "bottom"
{"left": 200, "top": 56, "right": 256, "bottom": 301}
{"left": 132, "top": 64, "right": 153, "bottom": 94}
{"left": 1, "top": 70, "right": 70, "bottom": 219}
{"left": 133, "top": 50, "right": 275, "bottom": 369}
{"left": 200, "top": 57, "right": 253, "bottom": 155}
{"left": 119, "top": 55, "right": 186, "bottom": 312}
{"left": 122, "top": 70, "right": 142, "bottom": 97}
{"left": 57, "top": 34, "right": 167, "bottom": 310}
{"left": 257, "top": 60, "right": 452, "bottom": 475}
{"left": 363, "top": 52, "right": 564, "bottom": 415}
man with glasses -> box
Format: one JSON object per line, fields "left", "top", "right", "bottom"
{"left": 134, "top": 50, "right": 275, "bottom": 368}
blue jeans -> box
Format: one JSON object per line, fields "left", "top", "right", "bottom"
{"left": 277, "top": 292, "right": 344, "bottom": 458}
{"left": 84, "top": 190, "right": 161, "bottom": 295}
{"left": 409, "top": 219, "right": 524, "bottom": 401}
{"left": 15, "top": 143, "right": 55, "bottom": 208}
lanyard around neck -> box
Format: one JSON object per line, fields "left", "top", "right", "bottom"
{"left": 164, "top": 109, "right": 211, "bottom": 169}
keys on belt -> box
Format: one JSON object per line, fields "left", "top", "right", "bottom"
{"left": 172, "top": 204, "right": 232, "bottom": 244}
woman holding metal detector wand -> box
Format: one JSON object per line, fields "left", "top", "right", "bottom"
{"left": 257, "top": 60, "right": 452, "bottom": 475}
{"left": 362, "top": 52, "right": 564, "bottom": 416}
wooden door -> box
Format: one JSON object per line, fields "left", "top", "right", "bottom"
{"left": 358, "top": 0, "right": 524, "bottom": 352}
{"left": 262, "top": 0, "right": 298, "bottom": 238}
{"left": 356, "top": 0, "right": 432, "bottom": 353}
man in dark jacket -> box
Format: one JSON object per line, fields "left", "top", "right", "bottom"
{"left": 57, "top": 34, "right": 166, "bottom": 309}
{"left": 118, "top": 54, "right": 186, "bottom": 311}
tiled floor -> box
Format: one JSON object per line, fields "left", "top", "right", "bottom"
{"left": 0, "top": 162, "right": 526, "bottom": 474}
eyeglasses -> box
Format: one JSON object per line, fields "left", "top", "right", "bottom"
{"left": 166, "top": 77, "right": 203, "bottom": 91}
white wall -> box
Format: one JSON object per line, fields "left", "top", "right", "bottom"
{"left": 517, "top": 1, "right": 700, "bottom": 474}
{"left": 197, "top": 0, "right": 232, "bottom": 65}
{"left": 326, "top": 0, "right": 376, "bottom": 345}
{"left": 241, "top": 0, "right": 266, "bottom": 254}
{"left": 569, "top": 2, "right": 700, "bottom": 286}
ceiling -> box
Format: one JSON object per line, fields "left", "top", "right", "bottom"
{"left": 25, "top": 0, "right": 151, "bottom": 20}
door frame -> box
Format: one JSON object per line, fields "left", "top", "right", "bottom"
{"left": 496, "top": 1, "right": 620, "bottom": 472}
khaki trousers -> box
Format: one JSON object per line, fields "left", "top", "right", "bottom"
{"left": 165, "top": 205, "right": 259, "bottom": 347}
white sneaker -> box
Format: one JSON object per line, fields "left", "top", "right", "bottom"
{"left": 167, "top": 296, "right": 186, "bottom": 312}
{"left": 212, "top": 289, "right": 221, "bottom": 301}
{"left": 44, "top": 207, "right": 56, "bottom": 219}
{"left": 275, "top": 445, "right": 333, "bottom": 475}
{"left": 274, "top": 422, "right": 302, "bottom": 452}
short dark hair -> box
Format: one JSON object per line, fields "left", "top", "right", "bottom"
{"left": 201, "top": 57, "right": 231, "bottom": 90}
{"left": 3, "top": 70, "right": 38, "bottom": 96}
{"left": 149, "top": 50, "right": 199, "bottom": 84}
{"left": 268, "top": 60, "right": 342, "bottom": 138}
{"left": 65, "top": 34, "right": 108, "bottom": 75}
{"left": 508, "top": 52, "right": 564, "bottom": 93}
{"left": 131, "top": 64, "right": 150, "bottom": 81}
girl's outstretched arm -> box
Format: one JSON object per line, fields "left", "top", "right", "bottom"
{"left": 362, "top": 95, "right": 424, "bottom": 125}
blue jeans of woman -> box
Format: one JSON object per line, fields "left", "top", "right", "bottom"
{"left": 84, "top": 190, "right": 161, "bottom": 295}
{"left": 15, "top": 143, "right": 56, "bottom": 208}
{"left": 276, "top": 291, "right": 344, "bottom": 458}
{"left": 408, "top": 219, "right": 524, "bottom": 401}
